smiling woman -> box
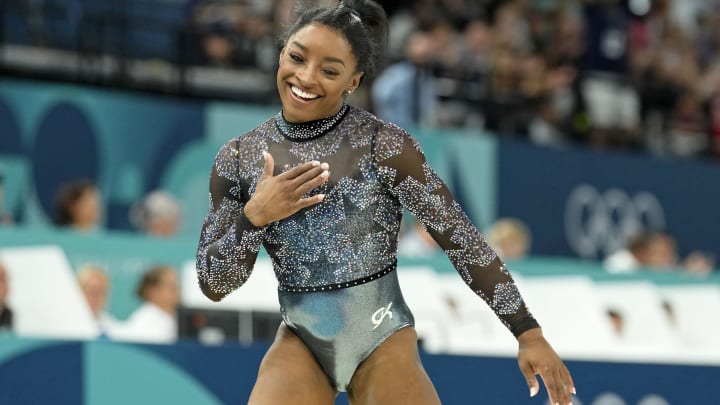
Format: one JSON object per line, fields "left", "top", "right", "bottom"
{"left": 276, "top": 24, "right": 363, "bottom": 123}
{"left": 195, "top": 1, "right": 576, "bottom": 405}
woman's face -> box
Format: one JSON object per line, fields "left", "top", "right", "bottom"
{"left": 80, "top": 272, "right": 109, "bottom": 317}
{"left": 277, "top": 24, "right": 363, "bottom": 123}
{"left": 148, "top": 269, "right": 179, "bottom": 314}
{"left": 71, "top": 188, "right": 100, "bottom": 230}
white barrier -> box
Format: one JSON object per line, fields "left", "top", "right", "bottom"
{"left": 181, "top": 258, "right": 280, "bottom": 312}
{"left": 0, "top": 245, "right": 99, "bottom": 339}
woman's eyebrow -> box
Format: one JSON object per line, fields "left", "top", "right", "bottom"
{"left": 291, "top": 41, "right": 346, "bottom": 66}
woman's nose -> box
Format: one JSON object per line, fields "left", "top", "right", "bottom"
{"left": 295, "top": 66, "right": 316, "bottom": 86}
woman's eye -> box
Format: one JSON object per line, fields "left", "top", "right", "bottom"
{"left": 289, "top": 53, "right": 303, "bottom": 63}
{"left": 323, "top": 69, "right": 339, "bottom": 76}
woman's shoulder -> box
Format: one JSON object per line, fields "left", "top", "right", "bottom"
{"left": 215, "top": 115, "right": 278, "bottom": 155}
{"left": 346, "top": 105, "right": 410, "bottom": 137}
{"left": 236, "top": 115, "right": 278, "bottom": 143}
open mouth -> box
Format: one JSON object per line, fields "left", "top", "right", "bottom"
{"left": 289, "top": 84, "right": 320, "bottom": 102}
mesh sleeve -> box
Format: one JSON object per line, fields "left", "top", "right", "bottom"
{"left": 374, "top": 124, "right": 538, "bottom": 337}
{"left": 195, "top": 140, "right": 266, "bottom": 301}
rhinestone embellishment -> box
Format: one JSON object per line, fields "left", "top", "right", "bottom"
{"left": 276, "top": 104, "right": 349, "bottom": 141}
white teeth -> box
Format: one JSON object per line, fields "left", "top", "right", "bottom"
{"left": 291, "top": 85, "right": 319, "bottom": 100}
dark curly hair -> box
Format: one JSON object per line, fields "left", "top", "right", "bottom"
{"left": 136, "top": 265, "right": 174, "bottom": 300}
{"left": 280, "top": 0, "right": 388, "bottom": 84}
{"left": 53, "top": 179, "right": 96, "bottom": 227}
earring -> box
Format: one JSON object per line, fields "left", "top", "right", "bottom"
{"left": 344, "top": 89, "right": 355, "bottom": 96}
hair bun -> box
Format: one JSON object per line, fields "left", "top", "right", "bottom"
{"left": 281, "top": 0, "right": 388, "bottom": 82}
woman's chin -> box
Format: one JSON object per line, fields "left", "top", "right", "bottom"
{"left": 283, "top": 104, "right": 323, "bottom": 122}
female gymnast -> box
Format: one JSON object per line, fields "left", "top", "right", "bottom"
{"left": 196, "top": 1, "right": 576, "bottom": 404}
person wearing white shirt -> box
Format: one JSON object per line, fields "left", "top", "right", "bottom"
{"left": 112, "top": 265, "right": 179, "bottom": 344}
{"left": 77, "top": 265, "right": 121, "bottom": 337}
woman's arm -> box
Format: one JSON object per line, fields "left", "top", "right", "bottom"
{"left": 196, "top": 144, "right": 331, "bottom": 301}
{"left": 374, "top": 123, "right": 576, "bottom": 404}
{"left": 374, "top": 124, "right": 537, "bottom": 336}
{"left": 196, "top": 141, "right": 266, "bottom": 302}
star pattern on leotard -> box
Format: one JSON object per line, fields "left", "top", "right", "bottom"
{"left": 265, "top": 165, "right": 396, "bottom": 287}
{"left": 491, "top": 281, "right": 523, "bottom": 315}
{"left": 196, "top": 106, "right": 538, "bottom": 336}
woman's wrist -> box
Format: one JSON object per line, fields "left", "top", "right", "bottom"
{"left": 517, "top": 327, "right": 544, "bottom": 345}
{"left": 243, "top": 201, "right": 267, "bottom": 227}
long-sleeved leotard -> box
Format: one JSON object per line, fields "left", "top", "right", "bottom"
{"left": 196, "top": 104, "right": 538, "bottom": 337}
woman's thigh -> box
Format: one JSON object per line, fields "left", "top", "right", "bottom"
{"left": 347, "top": 327, "right": 441, "bottom": 405}
{"left": 248, "top": 324, "right": 337, "bottom": 405}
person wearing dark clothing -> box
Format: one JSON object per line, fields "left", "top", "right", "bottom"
{"left": 0, "top": 260, "right": 13, "bottom": 331}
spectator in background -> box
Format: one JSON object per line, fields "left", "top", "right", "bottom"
{"left": 371, "top": 29, "right": 439, "bottom": 128}
{"left": 604, "top": 230, "right": 715, "bottom": 274}
{"left": 580, "top": 0, "right": 641, "bottom": 149}
{"left": 631, "top": 8, "right": 702, "bottom": 154}
{"left": 191, "top": 0, "right": 272, "bottom": 69}
{"left": 77, "top": 265, "right": 120, "bottom": 337}
{"left": 0, "top": 259, "right": 13, "bottom": 331}
{"left": 604, "top": 231, "right": 678, "bottom": 273}
{"left": 482, "top": 46, "right": 523, "bottom": 134}
{"left": 606, "top": 308, "right": 624, "bottom": 336}
{"left": 485, "top": 217, "right": 531, "bottom": 260}
{"left": 198, "top": 25, "right": 237, "bottom": 67}
{"left": 113, "top": 265, "right": 179, "bottom": 344}
{"left": 665, "top": 91, "right": 710, "bottom": 157}
{"left": 53, "top": 180, "right": 101, "bottom": 232}
{"left": 521, "top": 53, "right": 577, "bottom": 147}
{"left": 0, "top": 173, "right": 15, "bottom": 226}
{"left": 458, "top": 18, "right": 493, "bottom": 72}
{"left": 130, "top": 190, "right": 182, "bottom": 238}
{"left": 397, "top": 220, "right": 440, "bottom": 257}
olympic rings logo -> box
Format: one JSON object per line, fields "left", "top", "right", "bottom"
{"left": 564, "top": 184, "right": 666, "bottom": 259}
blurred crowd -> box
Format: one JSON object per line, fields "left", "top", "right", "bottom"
{"left": 77, "top": 264, "right": 180, "bottom": 343}
{"left": 4, "top": 0, "right": 720, "bottom": 159}
{"left": 399, "top": 215, "right": 715, "bottom": 275}
{"left": 187, "top": 0, "right": 720, "bottom": 159}
{"left": 0, "top": 254, "right": 181, "bottom": 343}
{"left": 376, "top": 0, "right": 720, "bottom": 159}
{"left": 50, "top": 179, "right": 183, "bottom": 238}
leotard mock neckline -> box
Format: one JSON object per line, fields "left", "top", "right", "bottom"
{"left": 275, "top": 103, "right": 349, "bottom": 141}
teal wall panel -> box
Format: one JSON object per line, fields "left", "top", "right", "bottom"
{"left": 85, "top": 342, "right": 223, "bottom": 405}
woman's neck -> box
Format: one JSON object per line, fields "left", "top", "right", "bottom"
{"left": 277, "top": 103, "right": 349, "bottom": 141}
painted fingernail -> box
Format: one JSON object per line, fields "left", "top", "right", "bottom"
{"left": 529, "top": 386, "right": 538, "bottom": 397}
{"left": 320, "top": 162, "right": 329, "bottom": 170}
{"left": 311, "top": 161, "right": 320, "bottom": 167}
{"left": 262, "top": 151, "right": 268, "bottom": 157}
{"left": 321, "top": 170, "right": 330, "bottom": 178}
{"left": 572, "top": 387, "right": 576, "bottom": 395}
{"left": 317, "top": 194, "right": 325, "bottom": 200}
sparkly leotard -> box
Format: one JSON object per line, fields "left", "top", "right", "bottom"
{"left": 196, "top": 104, "right": 538, "bottom": 391}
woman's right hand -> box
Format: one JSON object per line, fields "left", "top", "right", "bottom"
{"left": 243, "top": 152, "right": 330, "bottom": 227}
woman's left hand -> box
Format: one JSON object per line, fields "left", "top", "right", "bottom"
{"left": 517, "top": 328, "right": 575, "bottom": 405}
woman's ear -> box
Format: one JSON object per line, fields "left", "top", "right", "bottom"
{"left": 349, "top": 71, "right": 364, "bottom": 92}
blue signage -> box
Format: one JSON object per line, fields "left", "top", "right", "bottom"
{"left": 497, "top": 140, "right": 720, "bottom": 261}
{"left": 0, "top": 336, "right": 716, "bottom": 405}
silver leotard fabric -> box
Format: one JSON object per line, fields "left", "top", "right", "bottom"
{"left": 279, "top": 268, "right": 413, "bottom": 391}
{"left": 196, "top": 104, "right": 539, "bottom": 387}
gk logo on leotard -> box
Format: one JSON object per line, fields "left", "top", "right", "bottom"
{"left": 371, "top": 302, "right": 393, "bottom": 330}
